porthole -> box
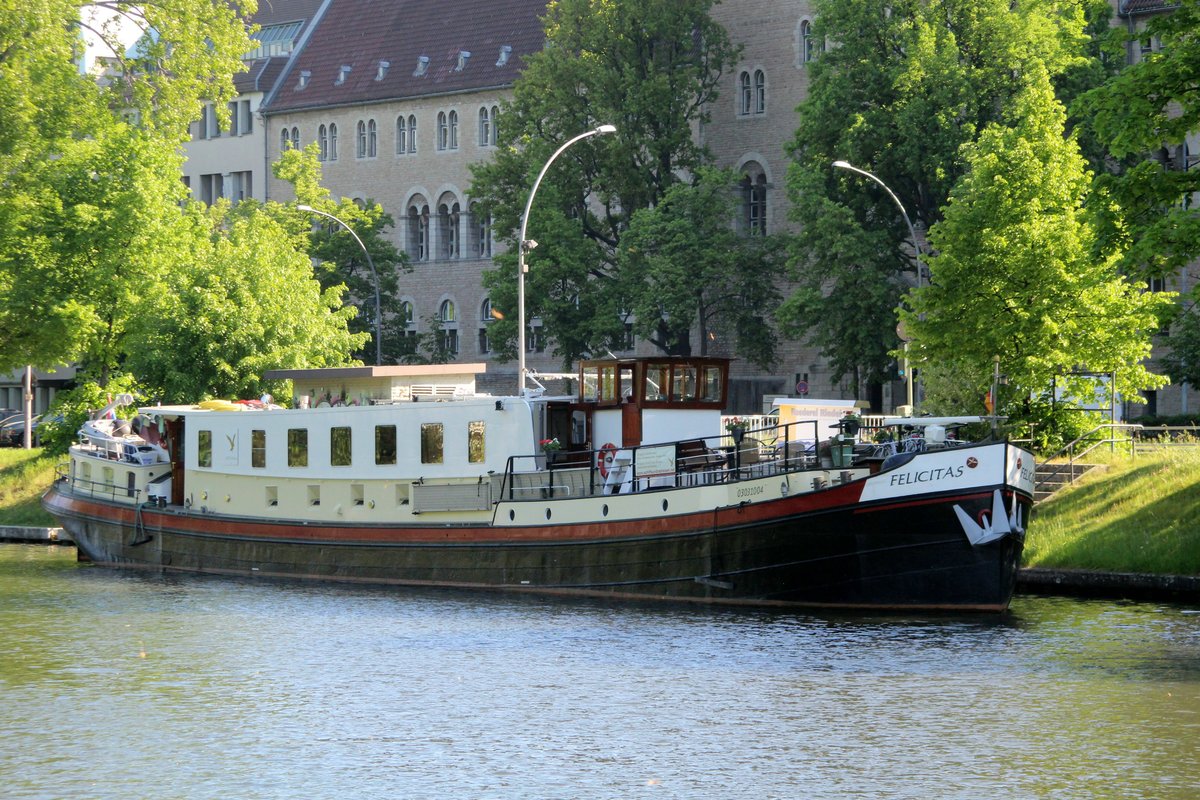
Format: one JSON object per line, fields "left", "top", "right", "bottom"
{"left": 545, "top": 508, "right": 552, "bottom": 520}
{"left": 509, "top": 509, "right": 515, "bottom": 521}
{"left": 662, "top": 499, "right": 669, "bottom": 511}
{"left": 602, "top": 504, "right": 609, "bottom": 517}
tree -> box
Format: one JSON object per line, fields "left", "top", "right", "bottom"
{"left": 1073, "top": 0, "right": 1200, "bottom": 277}
{"left": 782, "top": 0, "right": 1100, "bottom": 391}
{"left": 469, "top": 0, "right": 750, "bottom": 366}
{"left": 902, "top": 64, "right": 1172, "bottom": 415}
{"left": 0, "top": 0, "right": 254, "bottom": 376}
{"left": 618, "top": 168, "right": 784, "bottom": 366}
{"left": 274, "top": 147, "right": 412, "bottom": 364}
{"left": 123, "top": 200, "right": 367, "bottom": 403}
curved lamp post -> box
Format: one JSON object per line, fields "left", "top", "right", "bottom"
{"left": 832, "top": 160, "right": 924, "bottom": 411}
{"left": 298, "top": 204, "right": 382, "bottom": 366}
{"left": 517, "top": 124, "right": 617, "bottom": 396}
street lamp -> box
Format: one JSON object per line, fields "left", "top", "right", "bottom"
{"left": 517, "top": 124, "right": 617, "bottom": 396}
{"left": 832, "top": 160, "right": 924, "bottom": 411}
{"left": 298, "top": 204, "right": 383, "bottom": 366}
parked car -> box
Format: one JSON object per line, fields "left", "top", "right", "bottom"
{"left": 0, "top": 413, "right": 50, "bottom": 447}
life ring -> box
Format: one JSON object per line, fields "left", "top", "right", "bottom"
{"left": 598, "top": 442, "right": 618, "bottom": 478}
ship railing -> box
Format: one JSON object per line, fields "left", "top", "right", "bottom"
{"left": 55, "top": 462, "right": 144, "bottom": 504}
{"left": 497, "top": 420, "right": 825, "bottom": 502}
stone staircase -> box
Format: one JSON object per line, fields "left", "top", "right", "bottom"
{"left": 1033, "top": 462, "right": 1104, "bottom": 504}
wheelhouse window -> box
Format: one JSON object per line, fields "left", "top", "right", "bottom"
{"left": 468, "top": 420, "right": 485, "bottom": 463}
{"left": 251, "top": 429, "right": 266, "bottom": 468}
{"left": 420, "top": 423, "right": 443, "bottom": 464}
{"left": 331, "top": 426, "right": 352, "bottom": 467}
{"left": 198, "top": 430, "right": 212, "bottom": 468}
{"left": 287, "top": 428, "right": 308, "bottom": 467}
{"left": 703, "top": 366, "right": 723, "bottom": 402}
{"left": 375, "top": 425, "right": 397, "bottom": 465}
{"left": 673, "top": 366, "right": 698, "bottom": 401}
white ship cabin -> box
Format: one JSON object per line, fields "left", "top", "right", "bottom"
{"left": 62, "top": 358, "right": 735, "bottom": 522}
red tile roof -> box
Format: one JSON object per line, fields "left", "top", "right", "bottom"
{"left": 264, "top": 0, "right": 548, "bottom": 114}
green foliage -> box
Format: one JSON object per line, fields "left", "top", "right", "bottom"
{"left": 904, "top": 64, "right": 1172, "bottom": 415}
{"left": 469, "top": 0, "right": 743, "bottom": 365}
{"left": 38, "top": 375, "right": 140, "bottom": 456}
{"left": 1160, "top": 302, "right": 1200, "bottom": 388}
{"left": 619, "top": 168, "right": 784, "bottom": 366}
{"left": 122, "top": 201, "right": 368, "bottom": 403}
{"left": 0, "top": 0, "right": 255, "bottom": 378}
{"left": 784, "top": 0, "right": 1098, "bottom": 389}
{"left": 1073, "top": 0, "right": 1200, "bottom": 306}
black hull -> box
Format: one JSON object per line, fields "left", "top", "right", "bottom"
{"left": 44, "top": 483, "right": 1025, "bottom": 611}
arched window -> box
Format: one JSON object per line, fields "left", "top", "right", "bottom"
{"left": 438, "top": 299, "right": 459, "bottom": 355}
{"left": 399, "top": 300, "right": 416, "bottom": 336}
{"left": 396, "top": 116, "right": 407, "bottom": 154}
{"left": 448, "top": 110, "right": 458, "bottom": 150}
{"left": 439, "top": 200, "right": 460, "bottom": 259}
{"left": 471, "top": 203, "right": 492, "bottom": 257}
{"left": 801, "top": 20, "right": 821, "bottom": 64}
{"left": 329, "top": 123, "right": 338, "bottom": 160}
{"left": 290, "top": 127, "right": 299, "bottom": 149}
{"left": 741, "top": 165, "right": 768, "bottom": 235}
{"left": 754, "top": 69, "right": 766, "bottom": 114}
{"left": 478, "top": 107, "right": 490, "bottom": 146}
{"left": 356, "top": 120, "right": 367, "bottom": 158}
{"left": 407, "top": 202, "right": 429, "bottom": 260}
{"left": 407, "top": 115, "right": 417, "bottom": 153}
{"left": 739, "top": 71, "right": 752, "bottom": 116}
{"left": 437, "top": 111, "right": 448, "bottom": 150}
{"left": 281, "top": 128, "right": 291, "bottom": 153}
{"left": 367, "top": 119, "right": 377, "bottom": 157}
{"left": 489, "top": 105, "right": 499, "bottom": 143}
{"left": 318, "top": 125, "right": 328, "bottom": 161}
{"left": 479, "top": 298, "right": 495, "bottom": 354}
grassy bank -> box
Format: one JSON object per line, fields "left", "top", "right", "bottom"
{"left": 0, "top": 448, "right": 59, "bottom": 527}
{"left": 1026, "top": 447, "right": 1200, "bottom": 575}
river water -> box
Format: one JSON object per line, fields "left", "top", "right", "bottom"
{"left": 1, "top": 544, "right": 1198, "bottom": 799}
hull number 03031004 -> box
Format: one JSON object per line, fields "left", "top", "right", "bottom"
{"left": 737, "top": 485, "right": 765, "bottom": 498}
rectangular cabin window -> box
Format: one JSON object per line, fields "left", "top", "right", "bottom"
{"left": 375, "top": 425, "right": 397, "bottom": 465}
{"left": 288, "top": 428, "right": 308, "bottom": 467}
{"left": 582, "top": 366, "right": 599, "bottom": 401}
{"left": 266, "top": 486, "right": 278, "bottom": 507}
{"left": 251, "top": 429, "right": 266, "bottom": 468}
{"left": 102, "top": 466, "right": 114, "bottom": 487}
{"left": 307, "top": 484, "right": 320, "bottom": 506}
{"left": 468, "top": 420, "right": 485, "bottom": 463}
{"left": 351, "top": 483, "right": 365, "bottom": 506}
{"left": 198, "top": 430, "right": 213, "bottom": 468}
{"left": 644, "top": 364, "right": 669, "bottom": 402}
{"left": 703, "top": 366, "right": 723, "bottom": 402}
{"left": 331, "top": 426, "right": 352, "bottom": 466}
{"left": 598, "top": 364, "right": 617, "bottom": 402}
{"left": 420, "top": 423, "right": 444, "bottom": 464}
{"left": 126, "top": 471, "right": 136, "bottom": 498}
{"left": 673, "top": 366, "right": 697, "bottom": 402}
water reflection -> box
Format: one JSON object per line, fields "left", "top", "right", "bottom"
{"left": 2, "top": 545, "right": 1198, "bottom": 799}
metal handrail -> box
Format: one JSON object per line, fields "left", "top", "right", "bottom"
{"left": 1033, "top": 422, "right": 1143, "bottom": 494}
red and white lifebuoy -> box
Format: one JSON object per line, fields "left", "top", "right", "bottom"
{"left": 598, "top": 442, "right": 618, "bottom": 478}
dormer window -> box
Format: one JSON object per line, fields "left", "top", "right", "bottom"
{"left": 414, "top": 56, "right": 429, "bottom": 77}
{"left": 496, "top": 45, "right": 511, "bottom": 67}
{"left": 456, "top": 51, "right": 471, "bottom": 71}
{"left": 335, "top": 65, "right": 352, "bottom": 85}
{"left": 295, "top": 70, "right": 311, "bottom": 90}
{"left": 375, "top": 60, "right": 390, "bottom": 81}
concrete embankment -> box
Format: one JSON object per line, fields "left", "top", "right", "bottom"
{"left": 0, "top": 525, "right": 72, "bottom": 544}
{"left": 1018, "top": 568, "right": 1200, "bottom": 604}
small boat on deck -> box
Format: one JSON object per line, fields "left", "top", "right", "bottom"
{"left": 42, "top": 357, "right": 1034, "bottom": 611}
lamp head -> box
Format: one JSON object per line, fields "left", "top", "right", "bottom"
{"left": 832, "top": 160, "right": 852, "bottom": 170}
{"left": 595, "top": 124, "right": 617, "bottom": 134}
{"left": 297, "top": 204, "right": 314, "bottom": 212}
